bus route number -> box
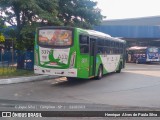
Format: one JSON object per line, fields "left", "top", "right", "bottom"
{"left": 41, "top": 50, "right": 50, "bottom": 55}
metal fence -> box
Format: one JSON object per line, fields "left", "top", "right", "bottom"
{"left": 0, "top": 50, "right": 34, "bottom": 71}
{"left": 16, "top": 51, "right": 34, "bottom": 70}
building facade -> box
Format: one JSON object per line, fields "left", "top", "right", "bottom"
{"left": 94, "top": 16, "right": 160, "bottom": 48}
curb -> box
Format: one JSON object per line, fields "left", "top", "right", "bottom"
{"left": 0, "top": 75, "right": 59, "bottom": 85}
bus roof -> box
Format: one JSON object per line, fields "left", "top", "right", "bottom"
{"left": 77, "top": 28, "right": 125, "bottom": 43}
{"left": 87, "top": 30, "right": 111, "bottom": 38}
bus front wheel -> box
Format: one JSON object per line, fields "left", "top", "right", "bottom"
{"left": 97, "top": 66, "right": 103, "bottom": 80}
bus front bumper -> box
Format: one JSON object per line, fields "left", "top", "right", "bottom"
{"left": 34, "top": 66, "right": 77, "bottom": 77}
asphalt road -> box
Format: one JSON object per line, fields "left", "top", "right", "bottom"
{"left": 0, "top": 63, "right": 160, "bottom": 119}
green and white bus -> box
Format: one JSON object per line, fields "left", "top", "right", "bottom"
{"left": 34, "top": 26, "right": 126, "bottom": 80}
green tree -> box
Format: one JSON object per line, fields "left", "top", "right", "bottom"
{"left": 0, "top": 18, "right": 5, "bottom": 43}
{"left": 0, "top": 0, "right": 60, "bottom": 50}
{"left": 0, "top": 0, "right": 105, "bottom": 49}
{"left": 0, "top": 33, "right": 5, "bottom": 43}
{"left": 58, "top": 0, "right": 105, "bottom": 29}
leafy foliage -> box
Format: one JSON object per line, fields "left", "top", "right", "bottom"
{"left": 0, "top": 0, "right": 59, "bottom": 26}
{"left": 0, "top": 0, "right": 60, "bottom": 50}
{"left": 0, "top": 33, "right": 5, "bottom": 42}
{"left": 0, "top": 0, "right": 105, "bottom": 49}
{"left": 58, "top": 0, "right": 105, "bottom": 28}
{"left": 0, "top": 18, "right": 5, "bottom": 42}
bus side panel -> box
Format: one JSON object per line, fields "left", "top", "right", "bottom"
{"left": 77, "top": 55, "right": 90, "bottom": 78}
{"left": 97, "top": 54, "right": 121, "bottom": 74}
{"left": 75, "top": 30, "right": 90, "bottom": 79}
{"left": 89, "top": 54, "right": 121, "bottom": 77}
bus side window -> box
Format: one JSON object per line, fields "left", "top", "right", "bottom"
{"left": 115, "top": 48, "right": 119, "bottom": 54}
{"left": 110, "top": 41, "right": 114, "bottom": 47}
{"left": 105, "top": 40, "right": 108, "bottom": 46}
{"left": 107, "top": 48, "right": 110, "bottom": 54}
{"left": 80, "top": 45, "right": 89, "bottom": 53}
{"left": 120, "top": 43, "right": 123, "bottom": 48}
{"left": 97, "top": 47, "right": 104, "bottom": 54}
{"left": 97, "top": 38, "right": 104, "bottom": 54}
{"left": 97, "top": 39, "right": 104, "bottom": 46}
{"left": 80, "top": 35, "right": 89, "bottom": 44}
{"left": 113, "top": 48, "right": 117, "bottom": 54}
{"left": 79, "top": 35, "right": 89, "bottom": 54}
{"left": 116, "top": 43, "right": 119, "bottom": 48}
{"left": 104, "top": 47, "right": 107, "bottom": 54}
{"left": 110, "top": 48, "right": 113, "bottom": 54}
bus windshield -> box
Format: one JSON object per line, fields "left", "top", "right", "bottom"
{"left": 134, "top": 49, "right": 146, "bottom": 54}
{"left": 148, "top": 48, "right": 158, "bottom": 53}
{"left": 38, "top": 29, "right": 72, "bottom": 47}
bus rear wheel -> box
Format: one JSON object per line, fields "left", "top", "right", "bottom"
{"left": 97, "top": 66, "right": 103, "bottom": 80}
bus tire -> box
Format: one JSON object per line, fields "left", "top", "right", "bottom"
{"left": 116, "top": 63, "right": 122, "bottom": 73}
{"left": 97, "top": 65, "right": 103, "bottom": 80}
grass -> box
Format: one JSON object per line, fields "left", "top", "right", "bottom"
{"left": 0, "top": 67, "right": 35, "bottom": 79}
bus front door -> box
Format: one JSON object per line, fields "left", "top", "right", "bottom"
{"left": 89, "top": 38, "right": 96, "bottom": 77}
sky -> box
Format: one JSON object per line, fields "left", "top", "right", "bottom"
{"left": 93, "top": 0, "right": 160, "bottom": 20}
